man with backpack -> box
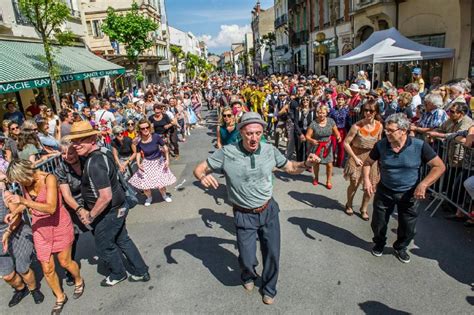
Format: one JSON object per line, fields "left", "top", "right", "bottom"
{"left": 65, "top": 121, "right": 149, "bottom": 287}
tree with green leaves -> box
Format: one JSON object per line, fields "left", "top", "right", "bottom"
{"left": 18, "top": 0, "right": 74, "bottom": 111}
{"left": 261, "top": 32, "right": 276, "bottom": 74}
{"left": 101, "top": 2, "right": 158, "bottom": 87}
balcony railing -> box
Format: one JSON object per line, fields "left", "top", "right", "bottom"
{"left": 274, "top": 13, "right": 288, "bottom": 29}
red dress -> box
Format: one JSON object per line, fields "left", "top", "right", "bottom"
{"left": 27, "top": 184, "right": 74, "bottom": 262}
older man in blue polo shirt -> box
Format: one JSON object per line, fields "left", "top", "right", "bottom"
{"left": 194, "top": 112, "right": 319, "bottom": 305}
{"left": 363, "top": 113, "right": 445, "bottom": 263}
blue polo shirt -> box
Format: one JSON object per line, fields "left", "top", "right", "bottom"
{"left": 369, "top": 137, "right": 437, "bottom": 192}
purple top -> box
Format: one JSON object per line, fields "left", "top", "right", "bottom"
{"left": 329, "top": 107, "right": 350, "bottom": 129}
{"left": 137, "top": 133, "right": 165, "bottom": 160}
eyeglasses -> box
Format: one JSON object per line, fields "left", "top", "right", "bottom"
{"left": 363, "top": 108, "right": 375, "bottom": 113}
{"left": 10, "top": 126, "right": 19, "bottom": 131}
{"left": 127, "top": 123, "right": 135, "bottom": 126}
{"left": 223, "top": 114, "right": 233, "bottom": 118}
{"left": 303, "top": 99, "right": 310, "bottom": 102}
{"left": 46, "top": 109, "right": 52, "bottom": 112}
{"left": 140, "top": 126, "right": 150, "bottom": 131}
{"left": 384, "top": 128, "right": 400, "bottom": 134}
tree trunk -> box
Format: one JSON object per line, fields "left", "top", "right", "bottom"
{"left": 43, "top": 41, "right": 61, "bottom": 112}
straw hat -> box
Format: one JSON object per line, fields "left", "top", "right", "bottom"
{"left": 64, "top": 121, "right": 100, "bottom": 140}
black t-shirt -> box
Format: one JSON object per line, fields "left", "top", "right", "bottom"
{"left": 82, "top": 150, "right": 126, "bottom": 213}
{"left": 149, "top": 115, "right": 170, "bottom": 135}
{"left": 55, "top": 160, "right": 84, "bottom": 207}
{"left": 112, "top": 136, "right": 133, "bottom": 158}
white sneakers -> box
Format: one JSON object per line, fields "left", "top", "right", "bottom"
{"left": 163, "top": 194, "right": 172, "bottom": 203}
{"left": 144, "top": 197, "right": 152, "bottom": 207}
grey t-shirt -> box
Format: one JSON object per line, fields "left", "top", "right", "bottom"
{"left": 207, "top": 141, "right": 288, "bottom": 209}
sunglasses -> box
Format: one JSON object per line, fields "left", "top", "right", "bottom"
{"left": 10, "top": 126, "right": 19, "bottom": 131}
{"left": 364, "top": 109, "right": 375, "bottom": 113}
{"left": 46, "top": 109, "right": 52, "bottom": 112}
{"left": 223, "top": 114, "right": 233, "bottom": 118}
{"left": 140, "top": 126, "right": 150, "bottom": 131}
{"left": 127, "top": 123, "right": 135, "bottom": 126}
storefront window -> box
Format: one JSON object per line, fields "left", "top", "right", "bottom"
{"left": 395, "top": 34, "right": 446, "bottom": 88}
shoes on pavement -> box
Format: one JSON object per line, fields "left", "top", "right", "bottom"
{"left": 128, "top": 272, "right": 151, "bottom": 282}
{"left": 326, "top": 182, "right": 332, "bottom": 190}
{"left": 394, "top": 249, "right": 411, "bottom": 263}
{"left": 100, "top": 275, "right": 127, "bottom": 287}
{"left": 144, "top": 197, "right": 153, "bottom": 207}
{"left": 262, "top": 295, "right": 274, "bottom": 305}
{"left": 371, "top": 244, "right": 384, "bottom": 257}
{"left": 73, "top": 280, "right": 85, "bottom": 299}
{"left": 162, "top": 194, "right": 172, "bottom": 203}
{"left": 312, "top": 179, "right": 319, "bottom": 186}
{"left": 8, "top": 287, "right": 29, "bottom": 307}
{"left": 243, "top": 281, "right": 254, "bottom": 292}
{"left": 31, "top": 288, "right": 44, "bottom": 304}
{"left": 51, "top": 294, "right": 68, "bottom": 315}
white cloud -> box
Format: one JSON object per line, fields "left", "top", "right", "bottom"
{"left": 198, "top": 24, "right": 251, "bottom": 49}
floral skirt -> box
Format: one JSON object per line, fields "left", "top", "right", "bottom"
{"left": 128, "top": 157, "right": 176, "bottom": 190}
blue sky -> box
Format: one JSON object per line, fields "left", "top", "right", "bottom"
{"left": 165, "top": 0, "right": 273, "bottom": 54}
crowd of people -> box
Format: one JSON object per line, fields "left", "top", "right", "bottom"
{"left": 0, "top": 67, "right": 472, "bottom": 309}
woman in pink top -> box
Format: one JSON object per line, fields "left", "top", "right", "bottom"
{"left": 5, "top": 159, "right": 84, "bottom": 314}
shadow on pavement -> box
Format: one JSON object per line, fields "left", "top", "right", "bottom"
{"left": 358, "top": 300, "right": 410, "bottom": 314}
{"left": 163, "top": 234, "right": 240, "bottom": 286}
{"left": 199, "top": 208, "right": 236, "bottom": 236}
{"left": 287, "top": 217, "right": 371, "bottom": 251}
{"left": 288, "top": 191, "right": 344, "bottom": 211}
{"left": 410, "top": 213, "right": 474, "bottom": 295}
{"left": 274, "top": 170, "right": 312, "bottom": 183}
{"left": 192, "top": 180, "right": 230, "bottom": 206}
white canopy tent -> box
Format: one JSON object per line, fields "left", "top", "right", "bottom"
{"left": 329, "top": 28, "right": 455, "bottom": 66}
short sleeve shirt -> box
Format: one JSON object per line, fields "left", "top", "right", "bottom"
{"left": 55, "top": 161, "right": 84, "bottom": 207}
{"left": 18, "top": 144, "right": 39, "bottom": 161}
{"left": 112, "top": 136, "right": 133, "bottom": 158}
{"left": 82, "top": 150, "right": 126, "bottom": 213}
{"left": 137, "top": 133, "right": 165, "bottom": 160}
{"left": 149, "top": 115, "right": 171, "bottom": 135}
{"left": 207, "top": 141, "right": 288, "bottom": 208}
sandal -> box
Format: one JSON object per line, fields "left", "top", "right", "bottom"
{"left": 312, "top": 179, "right": 319, "bottom": 186}
{"left": 361, "top": 210, "right": 370, "bottom": 221}
{"left": 73, "top": 279, "right": 85, "bottom": 299}
{"left": 326, "top": 182, "right": 332, "bottom": 190}
{"left": 51, "top": 294, "right": 68, "bottom": 315}
{"left": 345, "top": 205, "right": 354, "bottom": 216}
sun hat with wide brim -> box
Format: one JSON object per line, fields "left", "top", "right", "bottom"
{"left": 348, "top": 83, "right": 360, "bottom": 93}
{"left": 64, "top": 121, "right": 100, "bottom": 141}
{"left": 237, "top": 112, "right": 266, "bottom": 130}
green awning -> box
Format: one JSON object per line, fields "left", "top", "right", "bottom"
{"left": 0, "top": 39, "right": 125, "bottom": 94}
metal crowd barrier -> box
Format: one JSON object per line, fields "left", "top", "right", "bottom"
{"left": 422, "top": 138, "right": 473, "bottom": 217}
{"left": 35, "top": 153, "right": 62, "bottom": 173}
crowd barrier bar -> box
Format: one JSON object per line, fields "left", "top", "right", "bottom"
{"left": 422, "top": 138, "right": 473, "bottom": 218}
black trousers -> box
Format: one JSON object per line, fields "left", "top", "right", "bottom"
{"left": 371, "top": 184, "right": 420, "bottom": 250}
{"left": 169, "top": 127, "right": 179, "bottom": 155}
{"left": 233, "top": 199, "right": 281, "bottom": 298}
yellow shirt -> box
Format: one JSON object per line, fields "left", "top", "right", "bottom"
{"left": 413, "top": 77, "right": 425, "bottom": 93}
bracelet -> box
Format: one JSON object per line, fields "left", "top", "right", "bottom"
{"left": 75, "top": 206, "right": 83, "bottom": 213}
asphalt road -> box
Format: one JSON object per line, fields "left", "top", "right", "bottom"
{"left": 1, "top": 109, "right": 473, "bottom": 314}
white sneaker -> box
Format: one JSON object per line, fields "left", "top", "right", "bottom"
{"left": 144, "top": 197, "right": 152, "bottom": 207}
{"left": 163, "top": 195, "right": 172, "bottom": 203}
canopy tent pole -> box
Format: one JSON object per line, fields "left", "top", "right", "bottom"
{"left": 371, "top": 62, "right": 375, "bottom": 89}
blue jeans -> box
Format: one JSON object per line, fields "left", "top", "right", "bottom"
{"left": 93, "top": 207, "right": 148, "bottom": 280}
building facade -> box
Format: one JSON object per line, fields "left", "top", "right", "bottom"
{"left": 251, "top": 2, "right": 275, "bottom": 74}
{"left": 274, "top": 0, "right": 290, "bottom": 73}
{"left": 82, "top": 0, "right": 168, "bottom": 86}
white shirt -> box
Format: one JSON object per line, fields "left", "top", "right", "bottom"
{"left": 94, "top": 109, "right": 115, "bottom": 129}
{"left": 411, "top": 94, "right": 422, "bottom": 112}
